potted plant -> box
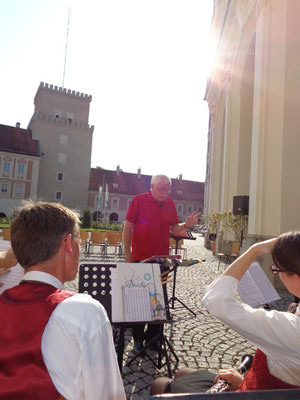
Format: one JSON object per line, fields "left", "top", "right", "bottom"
{"left": 206, "top": 213, "right": 221, "bottom": 254}
{"left": 221, "top": 209, "right": 248, "bottom": 245}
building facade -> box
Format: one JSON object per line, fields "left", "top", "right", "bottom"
{"left": 88, "top": 166, "right": 204, "bottom": 223}
{"left": 0, "top": 124, "right": 40, "bottom": 217}
{"left": 28, "top": 82, "right": 94, "bottom": 211}
{"left": 205, "top": 0, "right": 300, "bottom": 284}
{"left": 1, "top": 82, "right": 204, "bottom": 219}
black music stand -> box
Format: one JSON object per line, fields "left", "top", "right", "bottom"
{"left": 78, "top": 262, "right": 178, "bottom": 377}
{"left": 169, "top": 232, "right": 197, "bottom": 317}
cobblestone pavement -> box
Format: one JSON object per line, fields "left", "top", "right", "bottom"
{"left": 65, "top": 235, "right": 293, "bottom": 400}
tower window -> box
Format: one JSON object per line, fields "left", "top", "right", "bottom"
{"left": 58, "top": 153, "right": 66, "bottom": 163}
{"left": 60, "top": 134, "right": 68, "bottom": 145}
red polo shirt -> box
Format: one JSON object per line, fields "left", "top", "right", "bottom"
{"left": 126, "top": 191, "right": 180, "bottom": 261}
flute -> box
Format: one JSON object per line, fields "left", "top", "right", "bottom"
{"left": 206, "top": 354, "right": 253, "bottom": 393}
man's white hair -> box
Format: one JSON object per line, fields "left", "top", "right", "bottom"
{"left": 151, "top": 174, "right": 171, "bottom": 186}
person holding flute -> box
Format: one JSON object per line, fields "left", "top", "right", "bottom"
{"left": 151, "top": 231, "right": 300, "bottom": 394}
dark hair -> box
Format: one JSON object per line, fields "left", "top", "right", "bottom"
{"left": 272, "top": 231, "right": 300, "bottom": 274}
{"left": 11, "top": 200, "right": 79, "bottom": 269}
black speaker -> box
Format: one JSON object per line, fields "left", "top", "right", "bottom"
{"left": 233, "top": 195, "right": 249, "bottom": 215}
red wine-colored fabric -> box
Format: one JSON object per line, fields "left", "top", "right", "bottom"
{"left": 238, "top": 348, "right": 300, "bottom": 391}
{"left": 0, "top": 281, "right": 73, "bottom": 400}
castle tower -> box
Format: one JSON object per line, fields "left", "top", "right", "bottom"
{"left": 28, "top": 82, "right": 94, "bottom": 211}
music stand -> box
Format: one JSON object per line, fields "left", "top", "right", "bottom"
{"left": 78, "top": 262, "right": 178, "bottom": 377}
{"left": 169, "top": 232, "right": 197, "bottom": 317}
{"left": 78, "top": 263, "right": 126, "bottom": 368}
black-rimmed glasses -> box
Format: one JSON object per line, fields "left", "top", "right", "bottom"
{"left": 269, "top": 264, "right": 292, "bottom": 274}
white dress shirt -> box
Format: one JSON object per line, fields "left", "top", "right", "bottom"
{"left": 202, "top": 275, "right": 300, "bottom": 386}
{"left": 23, "top": 271, "right": 126, "bottom": 400}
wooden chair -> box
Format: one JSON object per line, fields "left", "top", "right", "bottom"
{"left": 2, "top": 228, "right": 11, "bottom": 241}
{"left": 87, "top": 231, "right": 107, "bottom": 257}
{"left": 79, "top": 230, "right": 90, "bottom": 253}
{"left": 169, "top": 238, "right": 187, "bottom": 258}
{"left": 177, "top": 239, "right": 187, "bottom": 258}
{"left": 217, "top": 241, "right": 240, "bottom": 269}
{"left": 105, "top": 231, "right": 123, "bottom": 257}
{"left": 169, "top": 238, "right": 176, "bottom": 254}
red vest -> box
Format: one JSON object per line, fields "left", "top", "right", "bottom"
{"left": 238, "top": 348, "right": 300, "bottom": 391}
{"left": 0, "top": 281, "right": 73, "bottom": 400}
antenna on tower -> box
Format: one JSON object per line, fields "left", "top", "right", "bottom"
{"left": 62, "top": 6, "right": 71, "bottom": 88}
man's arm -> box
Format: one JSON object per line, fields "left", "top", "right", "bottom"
{"left": 0, "top": 248, "right": 17, "bottom": 268}
{"left": 170, "top": 211, "right": 202, "bottom": 233}
{"left": 0, "top": 248, "right": 17, "bottom": 287}
{"left": 123, "top": 220, "right": 133, "bottom": 262}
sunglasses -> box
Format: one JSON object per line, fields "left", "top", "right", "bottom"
{"left": 269, "top": 264, "right": 294, "bottom": 275}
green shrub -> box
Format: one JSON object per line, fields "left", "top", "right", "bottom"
{"left": 81, "top": 209, "right": 92, "bottom": 229}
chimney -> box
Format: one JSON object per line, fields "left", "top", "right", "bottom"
{"left": 16, "top": 122, "right": 21, "bottom": 128}
{"left": 179, "top": 174, "right": 182, "bottom": 182}
{"left": 137, "top": 168, "right": 141, "bottom": 179}
{"left": 116, "top": 165, "right": 120, "bottom": 176}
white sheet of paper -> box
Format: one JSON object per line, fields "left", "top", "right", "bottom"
{"left": 238, "top": 261, "right": 280, "bottom": 307}
{"left": 111, "top": 263, "right": 166, "bottom": 322}
{"left": 0, "top": 240, "right": 24, "bottom": 294}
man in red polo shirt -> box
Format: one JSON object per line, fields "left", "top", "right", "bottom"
{"left": 123, "top": 174, "right": 200, "bottom": 352}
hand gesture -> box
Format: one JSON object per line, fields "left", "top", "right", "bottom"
{"left": 185, "top": 211, "right": 201, "bottom": 229}
{"left": 215, "top": 368, "right": 244, "bottom": 391}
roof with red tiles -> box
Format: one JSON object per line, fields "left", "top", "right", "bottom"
{"left": 89, "top": 168, "right": 204, "bottom": 202}
{"left": 0, "top": 124, "right": 40, "bottom": 157}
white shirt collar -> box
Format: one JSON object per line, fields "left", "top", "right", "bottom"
{"left": 23, "top": 270, "right": 64, "bottom": 289}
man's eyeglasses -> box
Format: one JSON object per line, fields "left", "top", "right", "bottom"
{"left": 72, "top": 234, "right": 85, "bottom": 246}
{"left": 158, "top": 188, "right": 170, "bottom": 194}
{"left": 269, "top": 264, "right": 293, "bottom": 274}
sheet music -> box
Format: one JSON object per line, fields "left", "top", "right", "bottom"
{"left": 123, "top": 286, "right": 152, "bottom": 321}
{"left": 238, "top": 262, "right": 280, "bottom": 307}
{"left": 111, "top": 263, "right": 166, "bottom": 323}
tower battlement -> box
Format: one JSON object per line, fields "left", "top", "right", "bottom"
{"left": 38, "top": 82, "right": 92, "bottom": 101}
{"left": 30, "top": 111, "right": 94, "bottom": 132}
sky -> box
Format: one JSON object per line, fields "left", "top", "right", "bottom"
{"left": 0, "top": 0, "right": 214, "bottom": 182}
